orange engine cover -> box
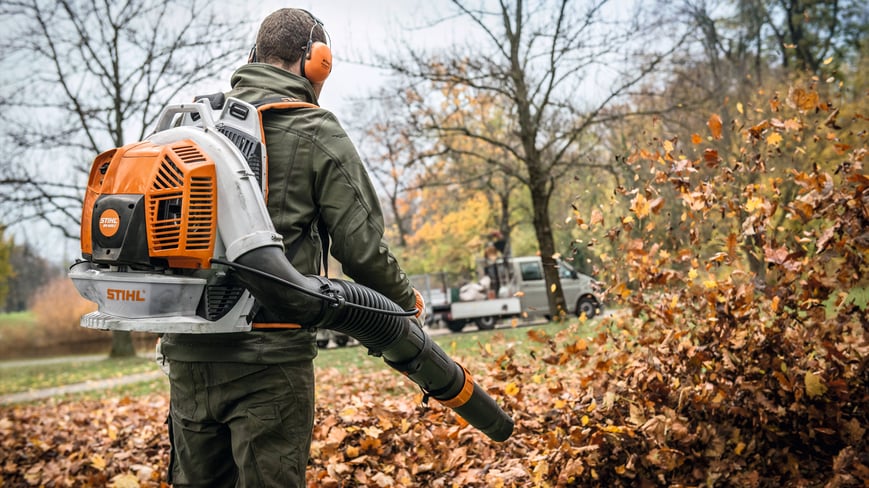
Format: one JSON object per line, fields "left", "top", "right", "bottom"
{"left": 81, "top": 139, "right": 218, "bottom": 269}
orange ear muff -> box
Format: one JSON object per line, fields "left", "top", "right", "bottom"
{"left": 302, "top": 41, "right": 332, "bottom": 84}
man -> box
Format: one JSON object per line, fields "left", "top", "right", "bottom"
{"left": 159, "top": 8, "right": 420, "bottom": 487}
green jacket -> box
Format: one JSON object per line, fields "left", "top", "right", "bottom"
{"left": 161, "top": 64, "right": 415, "bottom": 363}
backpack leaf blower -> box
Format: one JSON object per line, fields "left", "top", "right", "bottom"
{"left": 69, "top": 97, "right": 513, "bottom": 442}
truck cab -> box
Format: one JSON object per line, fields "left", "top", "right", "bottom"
{"left": 506, "top": 256, "right": 601, "bottom": 320}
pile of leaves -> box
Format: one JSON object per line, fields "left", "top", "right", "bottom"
{"left": 1, "top": 396, "right": 170, "bottom": 487}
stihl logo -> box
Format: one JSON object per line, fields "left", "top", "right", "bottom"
{"left": 98, "top": 209, "right": 121, "bottom": 237}
{"left": 107, "top": 289, "right": 146, "bottom": 302}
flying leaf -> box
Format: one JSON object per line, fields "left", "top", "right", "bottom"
{"left": 590, "top": 208, "right": 604, "bottom": 226}
{"left": 783, "top": 118, "right": 802, "bottom": 131}
{"left": 630, "top": 193, "right": 651, "bottom": 219}
{"left": 745, "top": 197, "right": 765, "bottom": 213}
{"left": 766, "top": 132, "right": 783, "bottom": 147}
{"left": 748, "top": 120, "right": 770, "bottom": 139}
{"left": 788, "top": 86, "right": 819, "bottom": 112}
{"left": 707, "top": 113, "right": 723, "bottom": 139}
{"left": 703, "top": 149, "right": 720, "bottom": 165}
{"left": 764, "top": 245, "right": 789, "bottom": 264}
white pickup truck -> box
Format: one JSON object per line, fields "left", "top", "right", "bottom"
{"left": 413, "top": 256, "right": 602, "bottom": 333}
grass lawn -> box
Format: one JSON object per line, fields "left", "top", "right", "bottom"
{"left": 0, "top": 356, "right": 157, "bottom": 396}
{"left": 0, "top": 311, "right": 36, "bottom": 329}
{"left": 0, "top": 319, "right": 592, "bottom": 402}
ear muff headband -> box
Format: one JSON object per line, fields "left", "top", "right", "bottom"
{"left": 300, "top": 13, "right": 332, "bottom": 83}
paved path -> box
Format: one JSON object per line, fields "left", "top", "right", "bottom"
{"left": 0, "top": 354, "right": 106, "bottom": 369}
{"left": 0, "top": 370, "right": 165, "bottom": 405}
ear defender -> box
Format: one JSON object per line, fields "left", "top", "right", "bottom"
{"left": 299, "top": 11, "right": 332, "bottom": 84}
{"left": 301, "top": 41, "right": 332, "bottom": 83}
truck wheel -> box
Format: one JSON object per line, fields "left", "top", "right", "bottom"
{"left": 475, "top": 316, "right": 497, "bottom": 330}
{"left": 334, "top": 334, "right": 350, "bottom": 347}
{"left": 576, "top": 296, "right": 598, "bottom": 320}
{"left": 447, "top": 321, "right": 466, "bottom": 333}
{"left": 317, "top": 338, "right": 329, "bottom": 348}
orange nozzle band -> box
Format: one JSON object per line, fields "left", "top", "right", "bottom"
{"left": 252, "top": 323, "right": 302, "bottom": 329}
{"left": 437, "top": 364, "right": 476, "bottom": 409}
{"left": 413, "top": 289, "right": 425, "bottom": 318}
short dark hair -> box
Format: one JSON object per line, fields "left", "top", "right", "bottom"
{"left": 255, "top": 8, "right": 326, "bottom": 66}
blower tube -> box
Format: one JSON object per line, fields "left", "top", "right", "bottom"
{"left": 232, "top": 246, "right": 514, "bottom": 442}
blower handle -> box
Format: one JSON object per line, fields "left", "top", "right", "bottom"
{"left": 152, "top": 103, "right": 216, "bottom": 133}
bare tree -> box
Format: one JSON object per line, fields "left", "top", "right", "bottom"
{"left": 352, "top": 88, "right": 433, "bottom": 247}
{"left": 381, "top": 0, "right": 689, "bottom": 318}
{"left": 0, "top": 0, "right": 251, "bottom": 356}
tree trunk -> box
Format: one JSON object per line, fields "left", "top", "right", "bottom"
{"left": 109, "top": 330, "right": 136, "bottom": 357}
{"left": 529, "top": 181, "right": 567, "bottom": 320}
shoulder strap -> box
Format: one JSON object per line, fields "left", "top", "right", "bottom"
{"left": 193, "top": 92, "right": 226, "bottom": 109}
{"left": 253, "top": 96, "right": 329, "bottom": 276}
{"left": 254, "top": 95, "right": 319, "bottom": 112}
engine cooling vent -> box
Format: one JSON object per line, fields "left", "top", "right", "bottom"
{"left": 186, "top": 177, "right": 214, "bottom": 250}
{"left": 202, "top": 284, "right": 246, "bottom": 321}
{"left": 144, "top": 142, "right": 218, "bottom": 268}
{"left": 149, "top": 189, "right": 183, "bottom": 251}
{"left": 173, "top": 145, "right": 208, "bottom": 164}
{"left": 217, "top": 125, "right": 264, "bottom": 188}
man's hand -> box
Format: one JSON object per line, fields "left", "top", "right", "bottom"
{"left": 412, "top": 288, "right": 426, "bottom": 328}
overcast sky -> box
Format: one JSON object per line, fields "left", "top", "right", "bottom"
{"left": 194, "top": 0, "right": 460, "bottom": 120}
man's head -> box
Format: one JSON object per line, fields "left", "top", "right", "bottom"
{"left": 254, "top": 8, "right": 331, "bottom": 85}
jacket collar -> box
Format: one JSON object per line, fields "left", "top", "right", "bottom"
{"left": 230, "top": 63, "right": 320, "bottom": 105}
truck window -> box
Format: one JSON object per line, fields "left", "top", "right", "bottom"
{"left": 558, "top": 261, "right": 577, "bottom": 279}
{"left": 520, "top": 261, "right": 544, "bottom": 281}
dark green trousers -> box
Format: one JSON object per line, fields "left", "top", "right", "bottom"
{"left": 167, "top": 360, "right": 314, "bottom": 487}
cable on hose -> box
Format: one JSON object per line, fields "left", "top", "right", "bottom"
{"left": 210, "top": 258, "right": 419, "bottom": 318}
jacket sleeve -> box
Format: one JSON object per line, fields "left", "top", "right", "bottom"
{"left": 311, "top": 117, "right": 416, "bottom": 311}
